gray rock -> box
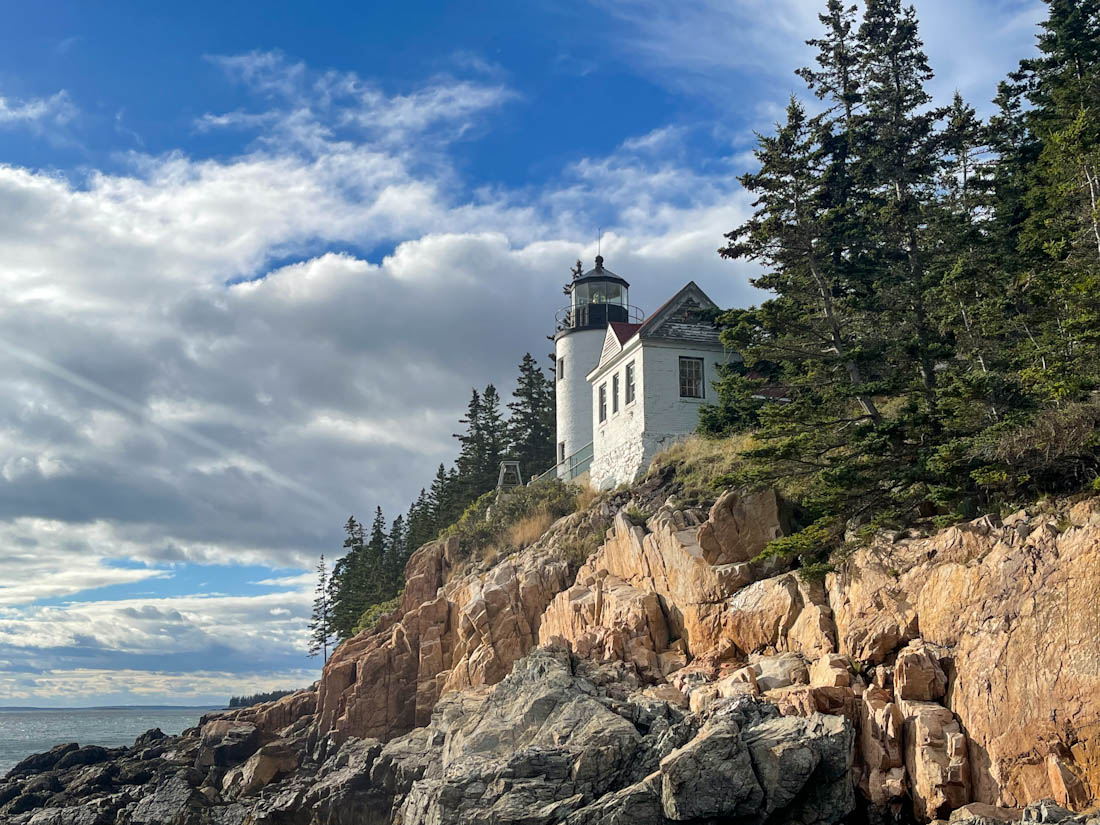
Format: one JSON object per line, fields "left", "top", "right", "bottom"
{"left": 126, "top": 771, "right": 207, "bottom": 824}
{"left": 6, "top": 744, "right": 79, "bottom": 778}
{"left": 658, "top": 716, "right": 763, "bottom": 820}
{"left": 55, "top": 747, "right": 116, "bottom": 772}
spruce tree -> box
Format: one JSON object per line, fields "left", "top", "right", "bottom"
{"left": 383, "top": 514, "right": 407, "bottom": 593}
{"left": 479, "top": 384, "right": 509, "bottom": 489}
{"left": 718, "top": 97, "right": 894, "bottom": 529}
{"left": 507, "top": 353, "right": 556, "bottom": 479}
{"left": 328, "top": 516, "right": 365, "bottom": 640}
{"left": 427, "top": 463, "right": 455, "bottom": 532}
{"left": 854, "top": 0, "right": 945, "bottom": 414}
{"left": 1014, "top": 0, "right": 1100, "bottom": 397}
{"left": 364, "top": 506, "right": 388, "bottom": 603}
{"left": 308, "top": 554, "right": 334, "bottom": 662}
{"left": 405, "top": 488, "right": 432, "bottom": 554}
{"left": 453, "top": 389, "right": 484, "bottom": 504}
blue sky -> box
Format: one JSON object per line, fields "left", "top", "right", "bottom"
{"left": 0, "top": 0, "right": 1042, "bottom": 706}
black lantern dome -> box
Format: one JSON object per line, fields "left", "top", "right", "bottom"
{"left": 555, "top": 256, "right": 643, "bottom": 335}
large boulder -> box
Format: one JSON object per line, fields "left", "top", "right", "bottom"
{"left": 222, "top": 740, "right": 299, "bottom": 798}
{"left": 195, "top": 720, "right": 260, "bottom": 768}
{"left": 696, "top": 488, "right": 787, "bottom": 565}
{"left": 539, "top": 572, "right": 670, "bottom": 676}
{"left": 658, "top": 716, "right": 763, "bottom": 819}
{"left": 895, "top": 640, "right": 948, "bottom": 701}
{"left": 901, "top": 699, "right": 971, "bottom": 820}
{"left": 859, "top": 685, "right": 907, "bottom": 805}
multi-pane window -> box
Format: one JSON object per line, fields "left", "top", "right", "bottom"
{"left": 612, "top": 373, "right": 620, "bottom": 414}
{"left": 557, "top": 357, "right": 564, "bottom": 382}
{"left": 625, "top": 361, "right": 636, "bottom": 404}
{"left": 599, "top": 383, "right": 608, "bottom": 422}
{"left": 679, "top": 357, "right": 704, "bottom": 398}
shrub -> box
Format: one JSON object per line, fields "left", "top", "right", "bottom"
{"left": 557, "top": 531, "right": 602, "bottom": 576}
{"left": 968, "top": 402, "right": 1100, "bottom": 501}
{"left": 352, "top": 592, "right": 403, "bottom": 636}
{"left": 441, "top": 479, "right": 581, "bottom": 561}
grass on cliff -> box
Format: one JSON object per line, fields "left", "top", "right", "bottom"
{"left": 647, "top": 434, "right": 755, "bottom": 503}
{"left": 441, "top": 479, "right": 589, "bottom": 568}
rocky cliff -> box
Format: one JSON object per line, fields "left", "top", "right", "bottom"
{"left": 5, "top": 481, "right": 1100, "bottom": 825}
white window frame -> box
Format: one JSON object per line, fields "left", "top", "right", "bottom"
{"left": 679, "top": 357, "right": 704, "bottom": 399}
{"left": 612, "top": 372, "right": 620, "bottom": 414}
{"left": 625, "top": 360, "right": 636, "bottom": 405}
{"left": 598, "top": 383, "right": 607, "bottom": 423}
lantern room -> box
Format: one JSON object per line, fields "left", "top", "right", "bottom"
{"left": 555, "top": 255, "right": 642, "bottom": 333}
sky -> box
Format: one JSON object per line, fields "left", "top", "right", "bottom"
{"left": 0, "top": 0, "right": 1043, "bottom": 706}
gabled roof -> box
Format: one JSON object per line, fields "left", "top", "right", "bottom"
{"left": 636, "top": 281, "right": 718, "bottom": 340}
{"left": 587, "top": 281, "right": 723, "bottom": 382}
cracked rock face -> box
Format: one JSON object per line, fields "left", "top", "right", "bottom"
{"left": 384, "top": 646, "right": 856, "bottom": 825}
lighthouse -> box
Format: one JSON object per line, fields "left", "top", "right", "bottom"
{"left": 553, "top": 256, "right": 641, "bottom": 478}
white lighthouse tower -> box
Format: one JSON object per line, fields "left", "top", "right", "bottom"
{"left": 553, "top": 256, "right": 640, "bottom": 479}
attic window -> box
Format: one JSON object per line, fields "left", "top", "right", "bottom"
{"left": 679, "top": 357, "right": 704, "bottom": 399}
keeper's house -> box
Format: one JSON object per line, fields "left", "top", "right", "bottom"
{"left": 547, "top": 256, "right": 733, "bottom": 490}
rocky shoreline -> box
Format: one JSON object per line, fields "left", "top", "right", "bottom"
{"left": 6, "top": 480, "right": 1100, "bottom": 824}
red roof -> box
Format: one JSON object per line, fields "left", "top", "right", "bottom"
{"left": 609, "top": 322, "right": 641, "bottom": 344}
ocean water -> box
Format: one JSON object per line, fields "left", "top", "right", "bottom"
{"left": 0, "top": 707, "right": 219, "bottom": 775}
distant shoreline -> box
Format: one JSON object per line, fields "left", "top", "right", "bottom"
{"left": 0, "top": 705, "right": 225, "bottom": 712}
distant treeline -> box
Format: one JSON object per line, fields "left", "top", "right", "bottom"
{"left": 227, "top": 689, "right": 296, "bottom": 708}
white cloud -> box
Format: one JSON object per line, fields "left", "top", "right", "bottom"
{"left": 0, "top": 588, "right": 312, "bottom": 656}
{"left": 0, "top": 90, "right": 76, "bottom": 130}
{"left": 0, "top": 668, "right": 315, "bottom": 704}
{"left": 589, "top": 0, "right": 1044, "bottom": 113}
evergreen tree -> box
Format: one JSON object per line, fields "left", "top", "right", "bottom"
{"left": 427, "top": 463, "right": 456, "bottom": 532}
{"left": 480, "top": 384, "right": 509, "bottom": 489}
{"left": 383, "top": 514, "right": 407, "bottom": 592}
{"left": 453, "top": 385, "right": 510, "bottom": 502}
{"left": 328, "top": 516, "right": 365, "bottom": 640}
{"left": 453, "top": 389, "right": 484, "bottom": 503}
{"left": 364, "top": 506, "right": 388, "bottom": 603}
{"left": 1013, "top": 0, "right": 1100, "bottom": 397}
{"left": 307, "top": 554, "right": 334, "bottom": 663}
{"left": 717, "top": 96, "right": 893, "bottom": 527}
{"left": 710, "top": 0, "right": 1100, "bottom": 548}
{"left": 796, "top": 0, "right": 862, "bottom": 125}
{"left": 405, "top": 488, "right": 433, "bottom": 554}
{"left": 506, "top": 353, "right": 556, "bottom": 479}
{"left": 853, "top": 0, "right": 945, "bottom": 415}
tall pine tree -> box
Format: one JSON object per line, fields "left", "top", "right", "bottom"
{"left": 507, "top": 354, "right": 556, "bottom": 480}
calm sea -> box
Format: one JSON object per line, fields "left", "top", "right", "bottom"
{"left": 0, "top": 707, "right": 220, "bottom": 775}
